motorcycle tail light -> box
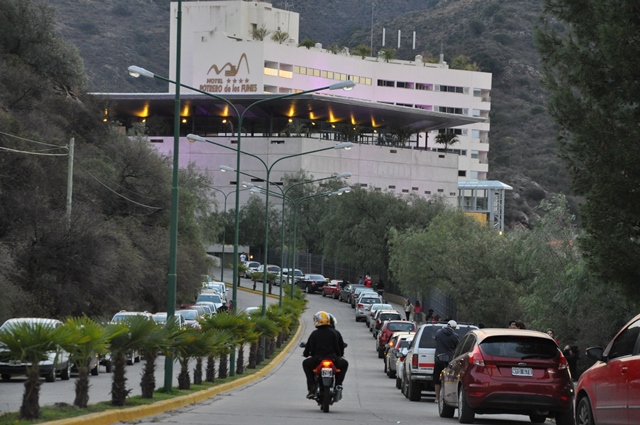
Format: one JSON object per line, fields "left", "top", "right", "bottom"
{"left": 321, "top": 360, "right": 333, "bottom": 368}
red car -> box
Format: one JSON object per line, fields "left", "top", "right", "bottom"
{"left": 575, "top": 312, "right": 640, "bottom": 425}
{"left": 321, "top": 280, "right": 341, "bottom": 299}
{"left": 438, "top": 328, "right": 574, "bottom": 425}
{"left": 377, "top": 321, "right": 417, "bottom": 358}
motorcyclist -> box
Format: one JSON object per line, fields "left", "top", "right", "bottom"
{"left": 302, "top": 311, "right": 347, "bottom": 399}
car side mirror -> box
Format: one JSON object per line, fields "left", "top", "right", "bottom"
{"left": 437, "top": 353, "right": 451, "bottom": 363}
{"left": 585, "top": 346, "right": 604, "bottom": 362}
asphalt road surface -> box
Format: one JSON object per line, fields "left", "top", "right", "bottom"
{"left": 116, "top": 292, "right": 552, "bottom": 425}
{"left": 0, "top": 278, "right": 275, "bottom": 413}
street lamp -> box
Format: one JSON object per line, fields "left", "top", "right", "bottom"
{"left": 190, "top": 134, "right": 353, "bottom": 319}
{"left": 129, "top": 64, "right": 355, "bottom": 375}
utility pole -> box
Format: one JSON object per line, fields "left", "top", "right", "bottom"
{"left": 66, "top": 137, "right": 74, "bottom": 231}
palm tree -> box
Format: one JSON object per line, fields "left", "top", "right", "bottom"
{"left": 351, "top": 44, "right": 371, "bottom": 59}
{"left": 434, "top": 132, "right": 460, "bottom": 154}
{"left": 271, "top": 30, "right": 289, "bottom": 44}
{"left": 235, "top": 314, "right": 257, "bottom": 375}
{"left": 199, "top": 311, "right": 245, "bottom": 379}
{"left": 251, "top": 316, "right": 280, "bottom": 361}
{"left": 379, "top": 48, "right": 396, "bottom": 63}
{"left": 107, "top": 316, "right": 154, "bottom": 406}
{"left": 251, "top": 25, "right": 269, "bottom": 41}
{"left": 0, "top": 320, "right": 60, "bottom": 419}
{"left": 57, "top": 316, "right": 111, "bottom": 408}
{"left": 299, "top": 38, "right": 316, "bottom": 49}
{"left": 172, "top": 327, "right": 229, "bottom": 390}
{"left": 138, "top": 319, "right": 172, "bottom": 398}
{"left": 266, "top": 304, "right": 292, "bottom": 349}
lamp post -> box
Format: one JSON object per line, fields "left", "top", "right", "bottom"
{"left": 190, "top": 135, "right": 352, "bottom": 318}
{"left": 129, "top": 64, "right": 355, "bottom": 375}
{"left": 239, "top": 172, "right": 351, "bottom": 307}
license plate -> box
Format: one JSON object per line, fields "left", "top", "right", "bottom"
{"left": 9, "top": 360, "right": 21, "bottom": 366}
{"left": 321, "top": 368, "right": 333, "bottom": 377}
{"left": 512, "top": 367, "right": 533, "bottom": 376}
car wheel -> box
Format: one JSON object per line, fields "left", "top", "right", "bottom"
{"left": 576, "top": 397, "right": 594, "bottom": 425}
{"left": 529, "top": 415, "right": 545, "bottom": 424}
{"left": 384, "top": 360, "right": 388, "bottom": 374}
{"left": 305, "top": 285, "right": 310, "bottom": 294}
{"left": 45, "top": 368, "right": 56, "bottom": 382}
{"left": 60, "top": 362, "right": 71, "bottom": 380}
{"left": 91, "top": 364, "right": 99, "bottom": 376}
{"left": 389, "top": 368, "right": 396, "bottom": 379}
{"left": 105, "top": 360, "right": 113, "bottom": 373}
{"left": 396, "top": 376, "right": 401, "bottom": 389}
{"left": 439, "top": 388, "right": 455, "bottom": 418}
{"left": 408, "top": 379, "right": 422, "bottom": 401}
{"left": 378, "top": 349, "right": 384, "bottom": 359}
{"left": 333, "top": 292, "right": 338, "bottom": 299}
{"left": 457, "top": 385, "right": 475, "bottom": 424}
{"left": 322, "top": 291, "right": 326, "bottom": 297}
{"left": 1, "top": 374, "right": 10, "bottom": 381}
{"left": 126, "top": 357, "right": 134, "bottom": 366}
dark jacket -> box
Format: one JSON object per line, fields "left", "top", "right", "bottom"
{"left": 434, "top": 326, "right": 459, "bottom": 358}
{"left": 303, "top": 325, "right": 342, "bottom": 358}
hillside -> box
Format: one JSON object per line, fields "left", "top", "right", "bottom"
{"left": 49, "top": 0, "right": 574, "bottom": 227}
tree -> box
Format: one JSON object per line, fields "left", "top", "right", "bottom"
{"left": 57, "top": 317, "right": 111, "bottom": 408}
{"left": 450, "top": 55, "right": 480, "bottom": 71}
{"left": 271, "top": 30, "right": 289, "bottom": 44}
{"left": 251, "top": 25, "right": 269, "bottom": 41}
{"left": 536, "top": 0, "right": 640, "bottom": 299}
{"left": 434, "top": 132, "right": 460, "bottom": 153}
{"left": 351, "top": 44, "right": 371, "bottom": 59}
{"left": 0, "top": 320, "right": 60, "bottom": 419}
{"left": 299, "top": 38, "right": 316, "bottom": 49}
{"left": 379, "top": 48, "right": 396, "bottom": 63}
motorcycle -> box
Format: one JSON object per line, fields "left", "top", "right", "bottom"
{"left": 300, "top": 343, "right": 343, "bottom": 413}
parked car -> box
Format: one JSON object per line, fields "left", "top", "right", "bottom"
{"left": 255, "top": 264, "right": 281, "bottom": 282}
{"left": 280, "top": 268, "right": 304, "bottom": 284}
{"left": 175, "top": 309, "right": 202, "bottom": 329}
{"left": 203, "top": 281, "right": 228, "bottom": 302}
{"left": 350, "top": 287, "right": 377, "bottom": 308}
{"left": 0, "top": 318, "right": 72, "bottom": 382}
{"left": 402, "top": 322, "right": 478, "bottom": 401}
{"left": 109, "top": 311, "right": 154, "bottom": 365}
{"left": 575, "top": 312, "right": 640, "bottom": 425}
{"left": 377, "top": 321, "right": 417, "bottom": 358}
{"left": 385, "top": 332, "right": 415, "bottom": 379}
{"left": 355, "top": 295, "right": 383, "bottom": 322}
{"left": 373, "top": 310, "right": 404, "bottom": 338}
{"left": 152, "top": 312, "right": 186, "bottom": 329}
{"left": 295, "top": 274, "right": 328, "bottom": 294}
{"left": 438, "top": 328, "right": 574, "bottom": 425}
{"left": 338, "top": 283, "right": 362, "bottom": 303}
{"left": 367, "top": 303, "right": 394, "bottom": 329}
{"left": 241, "top": 261, "right": 261, "bottom": 278}
{"left": 196, "top": 292, "right": 225, "bottom": 311}
{"left": 321, "top": 280, "right": 341, "bottom": 298}
{"left": 195, "top": 301, "right": 218, "bottom": 315}
{"left": 179, "top": 304, "right": 211, "bottom": 318}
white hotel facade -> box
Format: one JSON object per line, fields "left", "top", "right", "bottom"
{"left": 110, "top": 0, "right": 492, "bottom": 207}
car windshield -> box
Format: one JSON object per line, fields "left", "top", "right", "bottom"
{"left": 308, "top": 275, "right": 325, "bottom": 281}
{"left": 380, "top": 313, "right": 401, "bottom": 321}
{"left": 111, "top": 314, "right": 145, "bottom": 323}
{"left": 418, "top": 325, "right": 477, "bottom": 348}
{"left": 177, "top": 310, "right": 198, "bottom": 320}
{"left": 152, "top": 315, "right": 166, "bottom": 323}
{"left": 480, "top": 336, "right": 559, "bottom": 359}
{"left": 197, "top": 294, "right": 221, "bottom": 303}
{"left": 387, "top": 322, "right": 416, "bottom": 332}
{"left": 361, "top": 297, "right": 382, "bottom": 304}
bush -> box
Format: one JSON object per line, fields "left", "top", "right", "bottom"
{"left": 469, "top": 19, "right": 485, "bottom": 36}
{"left": 524, "top": 187, "right": 546, "bottom": 202}
{"left": 493, "top": 33, "right": 512, "bottom": 45}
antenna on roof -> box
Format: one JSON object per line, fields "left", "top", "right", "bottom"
{"left": 439, "top": 41, "right": 444, "bottom": 64}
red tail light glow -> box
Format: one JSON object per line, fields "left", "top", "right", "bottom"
{"left": 469, "top": 345, "right": 485, "bottom": 366}
{"left": 412, "top": 354, "right": 418, "bottom": 368}
{"left": 357, "top": 303, "right": 363, "bottom": 308}
{"left": 555, "top": 350, "right": 568, "bottom": 371}
{"left": 321, "top": 360, "right": 333, "bottom": 367}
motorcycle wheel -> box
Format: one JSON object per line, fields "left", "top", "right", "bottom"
{"left": 322, "top": 386, "right": 331, "bottom": 413}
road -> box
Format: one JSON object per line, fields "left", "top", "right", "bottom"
{"left": 0, "top": 277, "right": 276, "bottom": 413}
{"left": 117, "top": 292, "right": 550, "bottom": 425}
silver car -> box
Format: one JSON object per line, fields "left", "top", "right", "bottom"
{"left": 385, "top": 333, "right": 415, "bottom": 379}
{"left": 355, "top": 296, "right": 383, "bottom": 322}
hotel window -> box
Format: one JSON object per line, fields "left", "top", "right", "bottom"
{"left": 412, "top": 187, "right": 418, "bottom": 191}
{"left": 327, "top": 71, "right": 334, "bottom": 79}
{"left": 402, "top": 189, "right": 409, "bottom": 193}
{"left": 388, "top": 185, "right": 396, "bottom": 189}
{"left": 438, "top": 106, "right": 465, "bottom": 115}
{"left": 472, "top": 109, "right": 481, "bottom": 117}
{"left": 397, "top": 81, "right": 414, "bottom": 89}
{"left": 362, "top": 77, "right": 372, "bottom": 85}
{"left": 377, "top": 79, "right": 395, "bottom": 87}
{"left": 279, "top": 64, "right": 293, "bottom": 79}
{"left": 471, "top": 150, "right": 479, "bottom": 159}
{"left": 438, "top": 128, "right": 464, "bottom": 135}
{"left": 470, "top": 171, "right": 479, "bottom": 179}
{"left": 471, "top": 130, "right": 480, "bottom": 139}
{"left": 425, "top": 190, "right": 432, "bottom": 194}
{"left": 396, "top": 103, "right": 412, "bottom": 108}
{"left": 458, "top": 170, "right": 467, "bottom": 177}
{"left": 264, "top": 67, "right": 278, "bottom": 77}
{"left": 298, "top": 66, "right": 307, "bottom": 75}
{"left": 321, "top": 70, "right": 328, "bottom": 78}
{"left": 437, "top": 85, "right": 465, "bottom": 93}
{"left": 312, "top": 69, "right": 321, "bottom": 77}
{"left": 473, "top": 88, "right": 482, "bottom": 97}
{"left": 437, "top": 189, "right": 444, "bottom": 193}
{"left": 349, "top": 75, "right": 360, "bottom": 84}
{"left": 416, "top": 82, "right": 432, "bottom": 91}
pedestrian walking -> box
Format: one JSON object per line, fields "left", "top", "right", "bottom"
{"left": 413, "top": 300, "right": 422, "bottom": 324}
{"left": 404, "top": 299, "right": 414, "bottom": 321}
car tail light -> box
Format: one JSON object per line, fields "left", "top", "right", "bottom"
{"left": 412, "top": 354, "right": 418, "bottom": 368}
{"left": 469, "top": 345, "right": 485, "bottom": 366}
{"left": 549, "top": 350, "right": 569, "bottom": 374}
{"left": 357, "top": 303, "right": 363, "bottom": 309}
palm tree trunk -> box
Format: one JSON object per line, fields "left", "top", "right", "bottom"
{"left": 236, "top": 344, "right": 245, "bottom": 375}
{"left": 206, "top": 355, "right": 216, "bottom": 382}
{"left": 193, "top": 357, "right": 203, "bottom": 385}
{"left": 218, "top": 352, "right": 228, "bottom": 379}
{"left": 20, "top": 368, "right": 41, "bottom": 420}
{"left": 256, "top": 338, "right": 263, "bottom": 365}
{"left": 73, "top": 366, "right": 90, "bottom": 408}
{"left": 111, "top": 352, "right": 130, "bottom": 406}
{"left": 178, "top": 358, "right": 190, "bottom": 390}
{"left": 140, "top": 352, "right": 157, "bottom": 398}
{"left": 248, "top": 342, "right": 257, "bottom": 369}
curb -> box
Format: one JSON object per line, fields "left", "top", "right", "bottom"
{"left": 43, "top": 318, "right": 303, "bottom": 425}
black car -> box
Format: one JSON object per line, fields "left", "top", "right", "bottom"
{"left": 295, "top": 274, "right": 328, "bottom": 294}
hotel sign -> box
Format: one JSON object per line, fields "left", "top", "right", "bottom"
{"left": 199, "top": 53, "right": 258, "bottom": 93}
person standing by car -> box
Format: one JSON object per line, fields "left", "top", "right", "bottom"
{"left": 376, "top": 278, "right": 385, "bottom": 297}
{"left": 404, "top": 299, "right": 414, "bottom": 321}
{"left": 434, "top": 320, "right": 460, "bottom": 403}
{"left": 413, "top": 300, "right": 422, "bottom": 324}
{"left": 302, "top": 311, "right": 346, "bottom": 399}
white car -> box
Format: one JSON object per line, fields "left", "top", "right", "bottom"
{"left": 197, "top": 292, "right": 225, "bottom": 311}
{"left": 203, "top": 282, "right": 228, "bottom": 302}
{"left": 109, "top": 311, "right": 154, "bottom": 364}
{"left": 279, "top": 268, "right": 304, "bottom": 284}
{"left": 255, "top": 264, "right": 281, "bottom": 282}
{"left": 242, "top": 261, "right": 261, "bottom": 278}
{"left": 0, "top": 318, "right": 72, "bottom": 382}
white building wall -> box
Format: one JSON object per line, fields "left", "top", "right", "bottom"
{"left": 148, "top": 136, "right": 459, "bottom": 207}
